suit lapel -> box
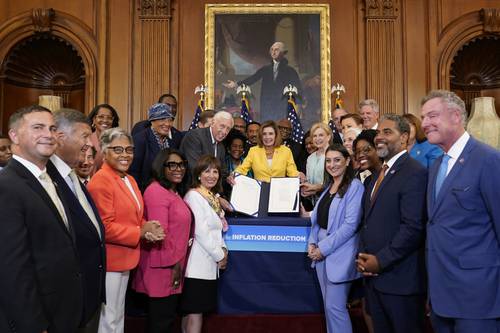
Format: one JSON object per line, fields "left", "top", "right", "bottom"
{"left": 366, "top": 153, "right": 408, "bottom": 218}
{"left": 81, "top": 183, "right": 106, "bottom": 237}
{"left": 12, "top": 159, "right": 74, "bottom": 239}
{"left": 430, "top": 138, "right": 476, "bottom": 218}
{"left": 427, "top": 154, "right": 440, "bottom": 216}
{"left": 115, "top": 173, "right": 142, "bottom": 221}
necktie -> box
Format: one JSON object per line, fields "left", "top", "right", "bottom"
{"left": 83, "top": 179, "right": 89, "bottom": 186}
{"left": 39, "top": 171, "right": 69, "bottom": 228}
{"left": 69, "top": 171, "right": 102, "bottom": 238}
{"left": 371, "top": 164, "right": 389, "bottom": 202}
{"left": 273, "top": 62, "right": 279, "bottom": 80}
{"left": 435, "top": 154, "right": 451, "bottom": 199}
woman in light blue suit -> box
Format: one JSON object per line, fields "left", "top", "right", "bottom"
{"left": 308, "top": 143, "right": 364, "bottom": 333}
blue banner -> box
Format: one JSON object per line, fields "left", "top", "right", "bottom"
{"left": 224, "top": 225, "right": 311, "bottom": 253}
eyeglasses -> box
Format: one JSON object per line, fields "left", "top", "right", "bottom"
{"left": 107, "top": 146, "right": 134, "bottom": 154}
{"left": 164, "top": 161, "right": 188, "bottom": 171}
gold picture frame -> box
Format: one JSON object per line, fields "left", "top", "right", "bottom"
{"left": 205, "top": 3, "right": 331, "bottom": 126}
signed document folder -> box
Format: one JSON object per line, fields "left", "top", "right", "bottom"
{"left": 230, "top": 175, "right": 300, "bottom": 217}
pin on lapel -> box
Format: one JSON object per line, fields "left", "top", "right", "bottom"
{"left": 459, "top": 158, "right": 465, "bottom": 164}
{"left": 390, "top": 170, "right": 395, "bottom": 174}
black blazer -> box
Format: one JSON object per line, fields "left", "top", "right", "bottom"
{"left": 359, "top": 152, "right": 427, "bottom": 295}
{"left": 46, "top": 160, "right": 106, "bottom": 325}
{"left": 130, "top": 126, "right": 184, "bottom": 191}
{"left": 0, "top": 159, "right": 83, "bottom": 333}
{"left": 180, "top": 127, "right": 227, "bottom": 176}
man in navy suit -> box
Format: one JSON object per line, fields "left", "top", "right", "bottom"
{"left": 47, "top": 108, "right": 106, "bottom": 333}
{"left": 357, "top": 114, "right": 427, "bottom": 333}
{"left": 421, "top": 90, "right": 500, "bottom": 333}
{"left": 0, "top": 105, "right": 83, "bottom": 333}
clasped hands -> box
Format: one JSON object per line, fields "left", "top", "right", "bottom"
{"left": 308, "top": 244, "right": 324, "bottom": 261}
{"left": 356, "top": 253, "right": 380, "bottom": 276}
{"left": 141, "top": 220, "right": 165, "bottom": 242}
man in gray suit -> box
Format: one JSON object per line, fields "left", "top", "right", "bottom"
{"left": 180, "top": 110, "right": 233, "bottom": 173}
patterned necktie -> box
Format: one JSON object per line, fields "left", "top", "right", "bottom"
{"left": 371, "top": 164, "right": 389, "bottom": 202}
{"left": 69, "top": 170, "right": 101, "bottom": 238}
{"left": 39, "top": 171, "right": 69, "bottom": 228}
{"left": 435, "top": 154, "right": 451, "bottom": 199}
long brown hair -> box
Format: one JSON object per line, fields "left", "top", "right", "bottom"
{"left": 323, "top": 144, "right": 355, "bottom": 198}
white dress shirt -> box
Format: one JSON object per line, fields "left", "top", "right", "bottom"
{"left": 444, "top": 131, "right": 470, "bottom": 176}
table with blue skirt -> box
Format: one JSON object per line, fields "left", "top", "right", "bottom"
{"left": 217, "top": 216, "right": 323, "bottom": 314}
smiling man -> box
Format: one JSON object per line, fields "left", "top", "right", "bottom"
{"left": 0, "top": 105, "right": 83, "bottom": 333}
{"left": 180, "top": 110, "right": 234, "bottom": 177}
{"left": 359, "top": 99, "right": 380, "bottom": 130}
{"left": 357, "top": 114, "right": 427, "bottom": 333}
{"left": 47, "top": 108, "right": 105, "bottom": 333}
{"left": 421, "top": 90, "right": 500, "bottom": 333}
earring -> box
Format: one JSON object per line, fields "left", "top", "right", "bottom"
{"left": 198, "top": 177, "right": 201, "bottom": 181}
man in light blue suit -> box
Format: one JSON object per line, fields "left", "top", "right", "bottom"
{"left": 421, "top": 90, "right": 500, "bottom": 333}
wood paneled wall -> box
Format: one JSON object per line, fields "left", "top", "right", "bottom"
{"left": 0, "top": 0, "right": 499, "bottom": 134}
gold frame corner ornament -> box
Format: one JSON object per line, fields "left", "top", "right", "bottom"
{"left": 204, "top": 3, "right": 331, "bottom": 123}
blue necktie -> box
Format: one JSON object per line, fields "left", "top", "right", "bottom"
{"left": 435, "top": 154, "right": 451, "bottom": 199}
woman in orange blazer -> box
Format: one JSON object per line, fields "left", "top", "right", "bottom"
{"left": 88, "top": 127, "right": 164, "bottom": 333}
{"left": 234, "top": 120, "right": 305, "bottom": 182}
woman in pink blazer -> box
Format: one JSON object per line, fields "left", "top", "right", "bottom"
{"left": 88, "top": 128, "right": 164, "bottom": 333}
{"left": 133, "top": 149, "right": 192, "bottom": 333}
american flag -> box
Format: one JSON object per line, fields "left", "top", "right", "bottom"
{"left": 240, "top": 96, "right": 252, "bottom": 124}
{"left": 287, "top": 96, "right": 305, "bottom": 144}
{"left": 328, "top": 119, "right": 340, "bottom": 136}
{"left": 189, "top": 99, "right": 204, "bottom": 130}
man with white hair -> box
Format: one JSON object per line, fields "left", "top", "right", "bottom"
{"left": 224, "top": 41, "right": 301, "bottom": 121}
{"left": 180, "top": 110, "right": 234, "bottom": 174}
{"left": 359, "top": 99, "right": 380, "bottom": 129}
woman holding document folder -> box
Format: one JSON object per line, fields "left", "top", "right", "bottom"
{"left": 231, "top": 120, "right": 304, "bottom": 182}
{"left": 308, "top": 143, "right": 364, "bottom": 333}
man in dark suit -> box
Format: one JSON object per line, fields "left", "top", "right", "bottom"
{"left": 47, "top": 108, "right": 106, "bottom": 333}
{"left": 0, "top": 105, "right": 83, "bottom": 333}
{"left": 224, "top": 42, "right": 302, "bottom": 121}
{"left": 180, "top": 110, "right": 233, "bottom": 174}
{"left": 357, "top": 114, "right": 427, "bottom": 333}
{"left": 421, "top": 90, "right": 500, "bottom": 333}
{"left": 277, "top": 118, "right": 304, "bottom": 166}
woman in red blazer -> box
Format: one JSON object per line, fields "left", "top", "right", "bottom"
{"left": 88, "top": 127, "right": 164, "bottom": 333}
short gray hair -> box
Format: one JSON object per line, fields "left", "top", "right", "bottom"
{"left": 358, "top": 99, "right": 380, "bottom": 113}
{"left": 379, "top": 114, "right": 410, "bottom": 135}
{"left": 53, "top": 108, "right": 89, "bottom": 134}
{"left": 213, "top": 110, "right": 234, "bottom": 126}
{"left": 421, "top": 90, "right": 467, "bottom": 125}
{"left": 100, "top": 127, "right": 133, "bottom": 151}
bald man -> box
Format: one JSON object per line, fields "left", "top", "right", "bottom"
{"left": 224, "top": 42, "right": 302, "bottom": 121}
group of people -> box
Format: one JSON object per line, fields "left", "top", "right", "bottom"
{"left": 0, "top": 88, "right": 498, "bottom": 333}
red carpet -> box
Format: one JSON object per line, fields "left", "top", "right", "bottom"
{"left": 125, "top": 307, "right": 434, "bottom": 333}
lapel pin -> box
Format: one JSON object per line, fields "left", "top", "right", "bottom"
{"left": 390, "top": 170, "right": 395, "bottom": 174}
{"left": 459, "top": 158, "right": 465, "bottom": 164}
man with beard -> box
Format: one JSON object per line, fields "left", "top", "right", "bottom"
{"left": 356, "top": 114, "right": 427, "bottom": 333}
{"left": 224, "top": 42, "right": 302, "bottom": 121}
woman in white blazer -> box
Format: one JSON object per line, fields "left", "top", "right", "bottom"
{"left": 308, "top": 144, "right": 364, "bottom": 333}
{"left": 181, "top": 155, "right": 228, "bottom": 333}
